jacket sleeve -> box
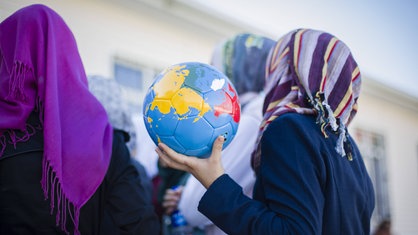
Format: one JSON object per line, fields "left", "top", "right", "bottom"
{"left": 179, "top": 115, "right": 257, "bottom": 228}
{"left": 198, "top": 116, "right": 325, "bottom": 235}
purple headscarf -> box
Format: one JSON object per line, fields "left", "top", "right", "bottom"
{"left": 0, "top": 4, "right": 112, "bottom": 234}
{"left": 252, "top": 29, "right": 361, "bottom": 170}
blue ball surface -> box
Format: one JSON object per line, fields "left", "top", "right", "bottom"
{"left": 143, "top": 62, "right": 240, "bottom": 158}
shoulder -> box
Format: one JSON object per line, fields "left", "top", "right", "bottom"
{"left": 113, "top": 129, "right": 130, "bottom": 144}
{"left": 106, "top": 129, "right": 132, "bottom": 178}
{"left": 259, "top": 113, "right": 328, "bottom": 174}
{"left": 263, "top": 113, "right": 319, "bottom": 141}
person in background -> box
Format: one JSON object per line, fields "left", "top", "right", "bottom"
{"left": 373, "top": 219, "right": 392, "bottom": 235}
{"left": 88, "top": 75, "right": 153, "bottom": 204}
{"left": 155, "top": 153, "right": 190, "bottom": 228}
{"left": 157, "top": 28, "right": 375, "bottom": 235}
{"left": 0, "top": 4, "right": 159, "bottom": 234}
{"left": 162, "top": 33, "right": 275, "bottom": 235}
{"left": 133, "top": 111, "right": 159, "bottom": 180}
{"left": 132, "top": 106, "right": 165, "bottom": 219}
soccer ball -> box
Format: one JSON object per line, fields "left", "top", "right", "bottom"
{"left": 142, "top": 62, "right": 240, "bottom": 158}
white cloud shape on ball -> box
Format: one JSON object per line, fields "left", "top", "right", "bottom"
{"left": 211, "top": 78, "right": 225, "bottom": 91}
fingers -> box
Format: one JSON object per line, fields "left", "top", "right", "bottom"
{"left": 155, "top": 143, "right": 190, "bottom": 172}
{"left": 162, "top": 187, "right": 183, "bottom": 215}
{"left": 162, "top": 193, "right": 179, "bottom": 215}
{"left": 156, "top": 137, "right": 225, "bottom": 184}
{"left": 210, "top": 135, "right": 225, "bottom": 160}
{"left": 158, "top": 142, "right": 179, "bottom": 157}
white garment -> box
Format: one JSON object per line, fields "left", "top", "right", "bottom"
{"left": 178, "top": 94, "right": 264, "bottom": 235}
{"left": 132, "top": 113, "right": 159, "bottom": 179}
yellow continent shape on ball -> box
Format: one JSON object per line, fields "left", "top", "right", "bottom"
{"left": 150, "top": 64, "right": 211, "bottom": 121}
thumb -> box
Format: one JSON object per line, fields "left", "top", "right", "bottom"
{"left": 211, "top": 135, "right": 225, "bottom": 159}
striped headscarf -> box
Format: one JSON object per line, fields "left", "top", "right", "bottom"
{"left": 211, "top": 33, "right": 275, "bottom": 106}
{"left": 252, "top": 29, "right": 361, "bottom": 170}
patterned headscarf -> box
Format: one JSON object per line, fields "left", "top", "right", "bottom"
{"left": 88, "top": 75, "right": 136, "bottom": 152}
{"left": 252, "top": 29, "right": 361, "bottom": 170}
{"left": 210, "top": 33, "right": 275, "bottom": 106}
{"left": 0, "top": 5, "right": 112, "bottom": 234}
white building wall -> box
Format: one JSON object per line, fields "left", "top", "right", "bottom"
{"left": 2, "top": 0, "right": 418, "bottom": 234}
{"left": 350, "top": 80, "right": 418, "bottom": 235}
{"left": 1, "top": 0, "right": 250, "bottom": 101}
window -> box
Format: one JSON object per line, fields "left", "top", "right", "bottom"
{"left": 113, "top": 58, "right": 161, "bottom": 111}
{"left": 114, "top": 61, "right": 143, "bottom": 90}
{"left": 354, "top": 129, "right": 391, "bottom": 228}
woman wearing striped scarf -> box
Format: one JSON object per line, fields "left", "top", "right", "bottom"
{"left": 157, "top": 29, "right": 375, "bottom": 235}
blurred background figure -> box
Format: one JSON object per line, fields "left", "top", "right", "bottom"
{"left": 162, "top": 33, "right": 275, "bottom": 235}
{"left": 88, "top": 75, "right": 153, "bottom": 203}
{"left": 373, "top": 219, "right": 392, "bottom": 235}
{"left": 133, "top": 112, "right": 159, "bottom": 180}
{"left": 132, "top": 103, "right": 162, "bottom": 221}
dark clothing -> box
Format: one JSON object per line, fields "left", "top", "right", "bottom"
{"left": 0, "top": 115, "right": 160, "bottom": 235}
{"left": 131, "top": 158, "right": 153, "bottom": 204}
{"left": 157, "top": 164, "right": 189, "bottom": 203}
{"left": 198, "top": 113, "right": 375, "bottom": 235}
{"left": 154, "top": 163, "right": 189, "bottom": 219}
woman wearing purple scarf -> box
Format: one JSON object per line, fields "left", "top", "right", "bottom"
{"left": 0, "top": 4, "right": 159, "bottom": 235}
{"left": 157, "top": 29, "right": 375, "bottom": 234}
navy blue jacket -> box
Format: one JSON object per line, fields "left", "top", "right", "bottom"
{"left": 198, "top": 113, "right": 375, "bottom": 235}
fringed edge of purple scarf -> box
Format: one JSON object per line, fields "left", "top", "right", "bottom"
{"left": 0, "top": 61, "right": 34, "bottom": 156}
{"left": 0, "top": 106, "right": 42, "bottom": 157}
{"left": 41, "top": 157, "right": 81, "bottom": 235}
{"left": 0, "top": 123, "right": 36, "bottom": 152}
{"left": 8, "top": 61, "right": 31, "bottom": 102}
{"left": 0, "top": 60, "right": 81, "bottom": 234}
{"left": 0, "top": 136, "right": 6, "bottom": 156}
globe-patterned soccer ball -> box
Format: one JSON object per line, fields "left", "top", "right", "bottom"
{"left": 143, "top": 62, "right": 240, "bottom": 158}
